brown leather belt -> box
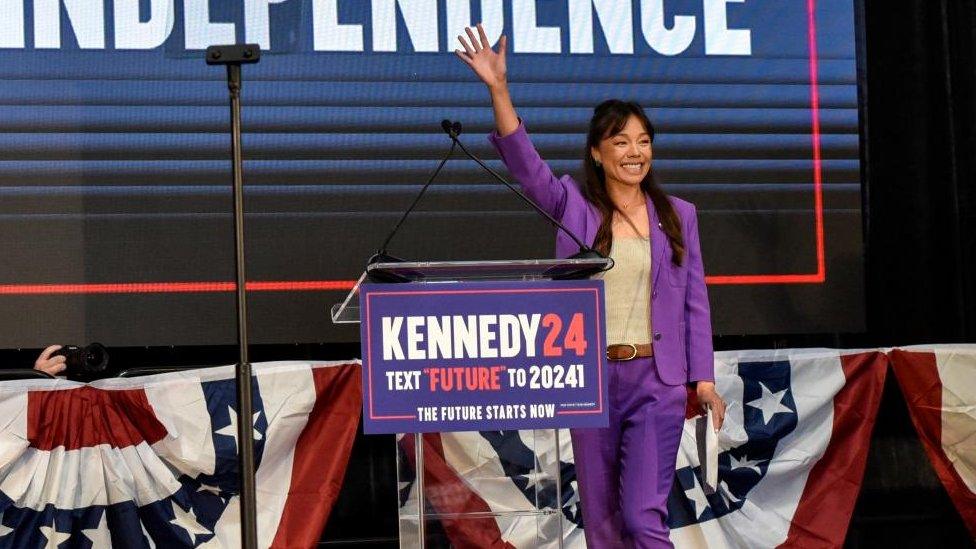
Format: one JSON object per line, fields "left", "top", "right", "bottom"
{"left": 606, "top": 343, "right": 654, "bottom": 361}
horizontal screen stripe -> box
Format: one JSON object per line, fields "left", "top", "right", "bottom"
{"left": 0, "top": 159, "right": 860, "bottom": 185}
{"left": 0, "top": 208, "right": 857, "bottom": 224}
{"left": 0, "top": 182, "right": 861, "bottom": 196}
{"left": 0, "top": 211, "right": 548, "bottom": 220}
{"left": 0, "top": 184, "right": 862, "bottom": 215}
{"left": 0, "top": 56, "right": 855, "bottom": 84}
{"left": 0, "top": 106, "right": 859, "bottom": 134}
{"left": 0, "top": 133, "right": 859, "bottom": 161}
{"left": 2, "top": 273, "right": 854, "bottom": 294}
{"left": 0, "top": 81, "right": 857, "bottom": 109}
{"left": 0, "top": 275, "right": 839, "bottom": 293}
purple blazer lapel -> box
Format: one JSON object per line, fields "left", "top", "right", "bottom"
{"left": 646, "top": 195, "right": 667, "bottom": 291}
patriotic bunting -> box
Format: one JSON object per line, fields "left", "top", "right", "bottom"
{"left": 0, "top": 361, "right": 361, "bottom": 548}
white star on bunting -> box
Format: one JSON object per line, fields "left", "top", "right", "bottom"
{"left": 214, "top": 406, "right": 264, "bottom": 449}
{"left": 169, "top": 501, "right": 212, "bottom": 545}
{"left": 745, "top": 382, "right": 793, "bottom": 425}
{"left": 82, "top": 511, "right": 112, "bottom": 547}
{"left": 684, "top": 474, "right": 711, "bottom": 520}
{"left": 729, "top": 453, "right": 765, "bottom": 475}
{"left": 520, "top": 470, "right": 548, "bottom": 492}
{"left": 39, "top": 520, "right": 72, "bottom": 548}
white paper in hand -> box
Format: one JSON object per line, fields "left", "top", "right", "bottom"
{"left": 695, "top": 406, "right": 719, "bottom": 494}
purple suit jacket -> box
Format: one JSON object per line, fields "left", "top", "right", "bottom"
{"left": 489, "top": 123, "right": 714, "bottom": 386}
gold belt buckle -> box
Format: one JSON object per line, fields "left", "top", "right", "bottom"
{"left": 607, "top": 343, "right": 638, "bottom": 361}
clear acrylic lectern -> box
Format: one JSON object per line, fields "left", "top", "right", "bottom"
{"left": 332, "top": 257, "right": 610, "bottom": 548}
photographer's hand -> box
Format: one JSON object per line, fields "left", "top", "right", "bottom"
{"left": 34, "top": 345, "right": 66, "bottom": 376}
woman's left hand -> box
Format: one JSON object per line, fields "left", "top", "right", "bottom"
{"left": 696, "top": 381, "right": 726, "bottom": 431}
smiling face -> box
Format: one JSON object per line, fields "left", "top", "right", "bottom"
{"left": 590, "top": 114, "right": 653, "bottom": 189}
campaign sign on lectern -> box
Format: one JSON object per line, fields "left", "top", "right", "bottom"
{"left": 360, "top": 280, "right": 608, "bottom": 434}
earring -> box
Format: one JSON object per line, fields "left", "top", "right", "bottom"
{"left": 594, "top": 159, "right": 602, "bottom": 167}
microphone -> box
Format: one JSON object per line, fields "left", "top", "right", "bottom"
{"left": 440, "top": 119, "right": 462, "bottom": 139}
{"left": 439, "top": 119, "right": 607, "bottom": 262}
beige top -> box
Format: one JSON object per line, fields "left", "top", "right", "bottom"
{"left": 597, "top": 236, "right": 652, "bottom": 344}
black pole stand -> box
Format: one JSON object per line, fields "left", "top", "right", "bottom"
{"left": 206, "top": 43, "right": 261, "bottom": 549}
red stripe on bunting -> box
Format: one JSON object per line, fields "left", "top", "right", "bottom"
{"left": 398, "top": 433, "right": 516, "bottom": 549}
{"left": 781, "top": 351, "right": 888, "bottom": 547}
{"left": 27, "top": 386, "right": 168, "bottom": 451}
{"left": 271, "top": 363, "right": 362, "bottom": 549}
{"left": 889, "top": 349, "right": 976, "bottom": 538}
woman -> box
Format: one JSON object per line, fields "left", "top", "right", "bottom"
{"left": 456, "top": 25, "right": 726, "bottom": 548}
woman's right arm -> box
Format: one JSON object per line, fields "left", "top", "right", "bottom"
{"left": 456, "top": 25, "right": 569, "bottom": 218}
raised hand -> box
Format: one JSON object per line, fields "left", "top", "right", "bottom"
{"left": 455, "top": 23, "right": 508, "bottom": 91}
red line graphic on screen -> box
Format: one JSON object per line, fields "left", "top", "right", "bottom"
{"left": 710, "top": 0, "right": 825, "bottom": 286}
{"left": 0, "top": 280, "right": 357, "bottom": 295}
{"left": 0, "top": 1, "right": 825, "bottom": 295}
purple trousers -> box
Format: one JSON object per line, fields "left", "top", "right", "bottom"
{"left": 570, "top": 357, "right": 688, "bottom": 549}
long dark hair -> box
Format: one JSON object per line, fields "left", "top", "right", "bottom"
{"left": 582, "top": 99, "right": 685, "bottom": 265}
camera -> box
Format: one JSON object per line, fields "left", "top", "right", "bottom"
{"left": 52, "top": 343, "right": 110, "bottom": 380}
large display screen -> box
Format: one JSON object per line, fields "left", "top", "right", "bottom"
{"left": 0, "top": 0, "right": 864, "bottom": 346}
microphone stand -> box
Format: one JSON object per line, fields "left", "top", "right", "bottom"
{"left": 206, "top": 44, "right": 260, "bottom": 549}
{"left": 440, "top": 120, "right": 610, "bottom": 269}
{"left": 370, "top": 141, "right": 457, "bottom": 269}
{"left": 370, "top": 120, "right": 610, "bottom": 279}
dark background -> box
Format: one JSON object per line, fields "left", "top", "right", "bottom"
{"left": 1, "top": 0, "right": 975, "bottom": 546}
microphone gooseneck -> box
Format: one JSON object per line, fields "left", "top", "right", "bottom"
{"left": 440, "top": 120, "right": 605, "bottom": 261}
{"left": 371, "top": 119, "right": 611, "bottom": 279}
{"left": 374, "top": 139, "right": 457, "bottom": 262}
